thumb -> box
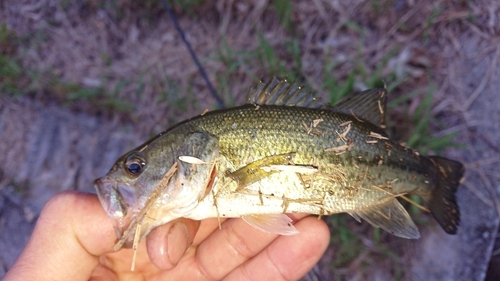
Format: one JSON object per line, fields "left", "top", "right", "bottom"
{"left": 4, "top": 191, "right": 117, "bottom": 281}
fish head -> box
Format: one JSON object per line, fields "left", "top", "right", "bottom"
{"left": 94, "top": 132, "right": 220, "bottom": 248}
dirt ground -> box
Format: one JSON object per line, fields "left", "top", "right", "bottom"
{"left": 1, "top": 0, "right": 499, "bottom": 280}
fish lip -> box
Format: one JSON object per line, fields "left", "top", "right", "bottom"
{"left": 94, "top": 176, "right": 118, "bottom": 218}
{"left": 94, "top": 176, "right": 131, "bottom": 239}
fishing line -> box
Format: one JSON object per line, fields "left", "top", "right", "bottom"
{"left": 160, "top": 0, "right": 226, "bottom": 109}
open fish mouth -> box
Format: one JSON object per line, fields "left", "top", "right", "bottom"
{"left": 94, "top": 176, "right": 140, "bottom": 239}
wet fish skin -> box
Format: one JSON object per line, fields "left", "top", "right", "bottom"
{"left": 94, "top": 78, "right": 464, "bottom": 249}
{"left": 181, "top": 105, "right": 460, "bottom": 234}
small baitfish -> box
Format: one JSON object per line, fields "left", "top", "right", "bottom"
{"left": 94, "top": 77, "right": 464, "bottom": 250}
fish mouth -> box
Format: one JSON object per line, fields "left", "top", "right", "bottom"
{"left": 93, "top": 176, "right": 140, "bottom": 240}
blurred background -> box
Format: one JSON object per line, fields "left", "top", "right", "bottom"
{"left": 1, "top": 0, "right": 499, "bottom": 280}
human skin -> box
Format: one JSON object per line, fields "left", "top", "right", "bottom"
{"left": 4, "top": 191, "right": 330, "bottom": 281}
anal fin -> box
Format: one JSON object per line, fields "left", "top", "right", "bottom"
{"left": 348, "top": 212, "right": 361, "bottom": 223}
{"left": 353, "top": 198, "right": 420, "bottom": 239}
{"left": 242, "top": 214, "right": 299, "bottom": 236}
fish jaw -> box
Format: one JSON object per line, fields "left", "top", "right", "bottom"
{"left": 93, "top": 175, "right": 144, "bottom": 240}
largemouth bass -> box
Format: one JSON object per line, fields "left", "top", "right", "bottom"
{"left": 94, "top": 78, "right": 464, "bottom": 249}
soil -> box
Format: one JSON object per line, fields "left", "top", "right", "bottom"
{"left": 1, "top": 1, "right": 499, "bottom": 280}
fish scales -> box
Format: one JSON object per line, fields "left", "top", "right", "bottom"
{"left": 156, "top": 105, "right": 425, "bottom": 210}
{"left": 156, "top": 104, "right": 423, "bottom": 171}
{"left": 94, "top": 77, "right": 464, "bottom": 249}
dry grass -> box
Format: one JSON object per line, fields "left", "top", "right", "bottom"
{"left": 1, "top": 0, "right": 494, "bottom": 138}
{"left": 1, "top": 0, "right": 499, "bottom": 279}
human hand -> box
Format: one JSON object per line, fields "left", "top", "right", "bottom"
{"left": 4, "top": 191, "right": 330, "bottom": 281}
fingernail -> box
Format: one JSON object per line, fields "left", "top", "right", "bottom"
{"left": 167, "top": 222, "right": 189, "bottom": 266}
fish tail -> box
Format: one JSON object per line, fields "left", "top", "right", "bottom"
{"left": 427, "top": 156, "right": 464, "bottom": 234}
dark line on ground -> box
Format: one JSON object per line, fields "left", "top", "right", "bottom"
{"left": 161, "top": 0, "right": 225, "bottom": 109}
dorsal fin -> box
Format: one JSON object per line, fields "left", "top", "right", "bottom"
{"left": 329, "top": 88, "right": 388, "bottom": 128}
{"left": 246, "top": 77, "right": 323, "bottom": 108}
{"left": 246, "top": 78, "right": 387, "bottom": 129}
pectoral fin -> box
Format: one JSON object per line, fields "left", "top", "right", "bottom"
{"left": 227, "top": 153, "right": 295, "bottom": 190}
{"left": 353, "top": 198, "right": 420, "bottom": 239}
{"left": 242, "top": 214, "right": 299, "bottom": 235}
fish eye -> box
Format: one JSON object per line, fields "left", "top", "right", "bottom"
{"left": 124, "top": 152, "right": 146, "bottom": 177}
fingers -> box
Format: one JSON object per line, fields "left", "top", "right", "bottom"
{"left": 2, "top": 189, "right": 331, "bottom": 281}
{"left": 3, "top": 191, "right": 117, "bottom": 281}
{"left": 146, "top": 218, "right": 200, "bottom": 270}
{"left": 192, "top": 218, "right": 228, "bottom": 245}
{"left": 193, "top": 214, "right": 310, "bottom": 280}
{"left": 223, "top": 216, "right": 330, "bottom": 281}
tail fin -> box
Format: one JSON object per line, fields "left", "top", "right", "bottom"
{"left": 428, "top": 156, "right": 464, "bottom": 234}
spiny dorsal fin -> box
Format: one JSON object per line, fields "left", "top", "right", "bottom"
{"left": 247, "top": 78, "right": 387, "bottom": 129}
{"left": 330, "top": 88, "right": 388, "bottom": 128}
{"left": 246, "top": 77, "right": 323, "bottom": 108}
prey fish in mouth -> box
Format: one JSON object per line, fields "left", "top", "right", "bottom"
{"left": 94, "top": 77, "right": 464, "bottom": 251}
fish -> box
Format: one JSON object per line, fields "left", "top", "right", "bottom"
{"left": 94, "top": 77, "right": 464, "bottom": 250}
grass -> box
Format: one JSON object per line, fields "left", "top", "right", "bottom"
{"left": 388, "top": 84, "right": 462, "bottom": 155}
{"left": 0, "top": 24, "right": 24, "bottom": 94}
{"left": 212, "top": 28, "right": 403, "bottom": 107}
{"left": 328, "top": 214, "right": 366, "bottom": 269}
{"left": 423, "top": 5, "right": 443, "bottom": 43}
{"left": 169, "top": 0, "right": 205, "bottom": 16}
{"left": 271, "top": 0, "right": 293, "bottom": 30}
{"left": 256, "top": 32, "right": 291, "bottom": 79}
{"left": 0, "top": 23, "right": 135, "bottom": 115}
{"left": 44, "top": 75, "right": 134, "bottom": 114}
{"left": 213, "top": 38, "right": 261, "bottom": 106}
{"left": 0, "top": 54, "right": 23, "bottom": 93}
{"left": 322, "top": 47, "right": 403, "bottom": 105}
{"left": 158, "top": 75, "right": 200, "bottom": 122}
{"left": 6, "top": 180, "right": 30, "bottom": 197}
